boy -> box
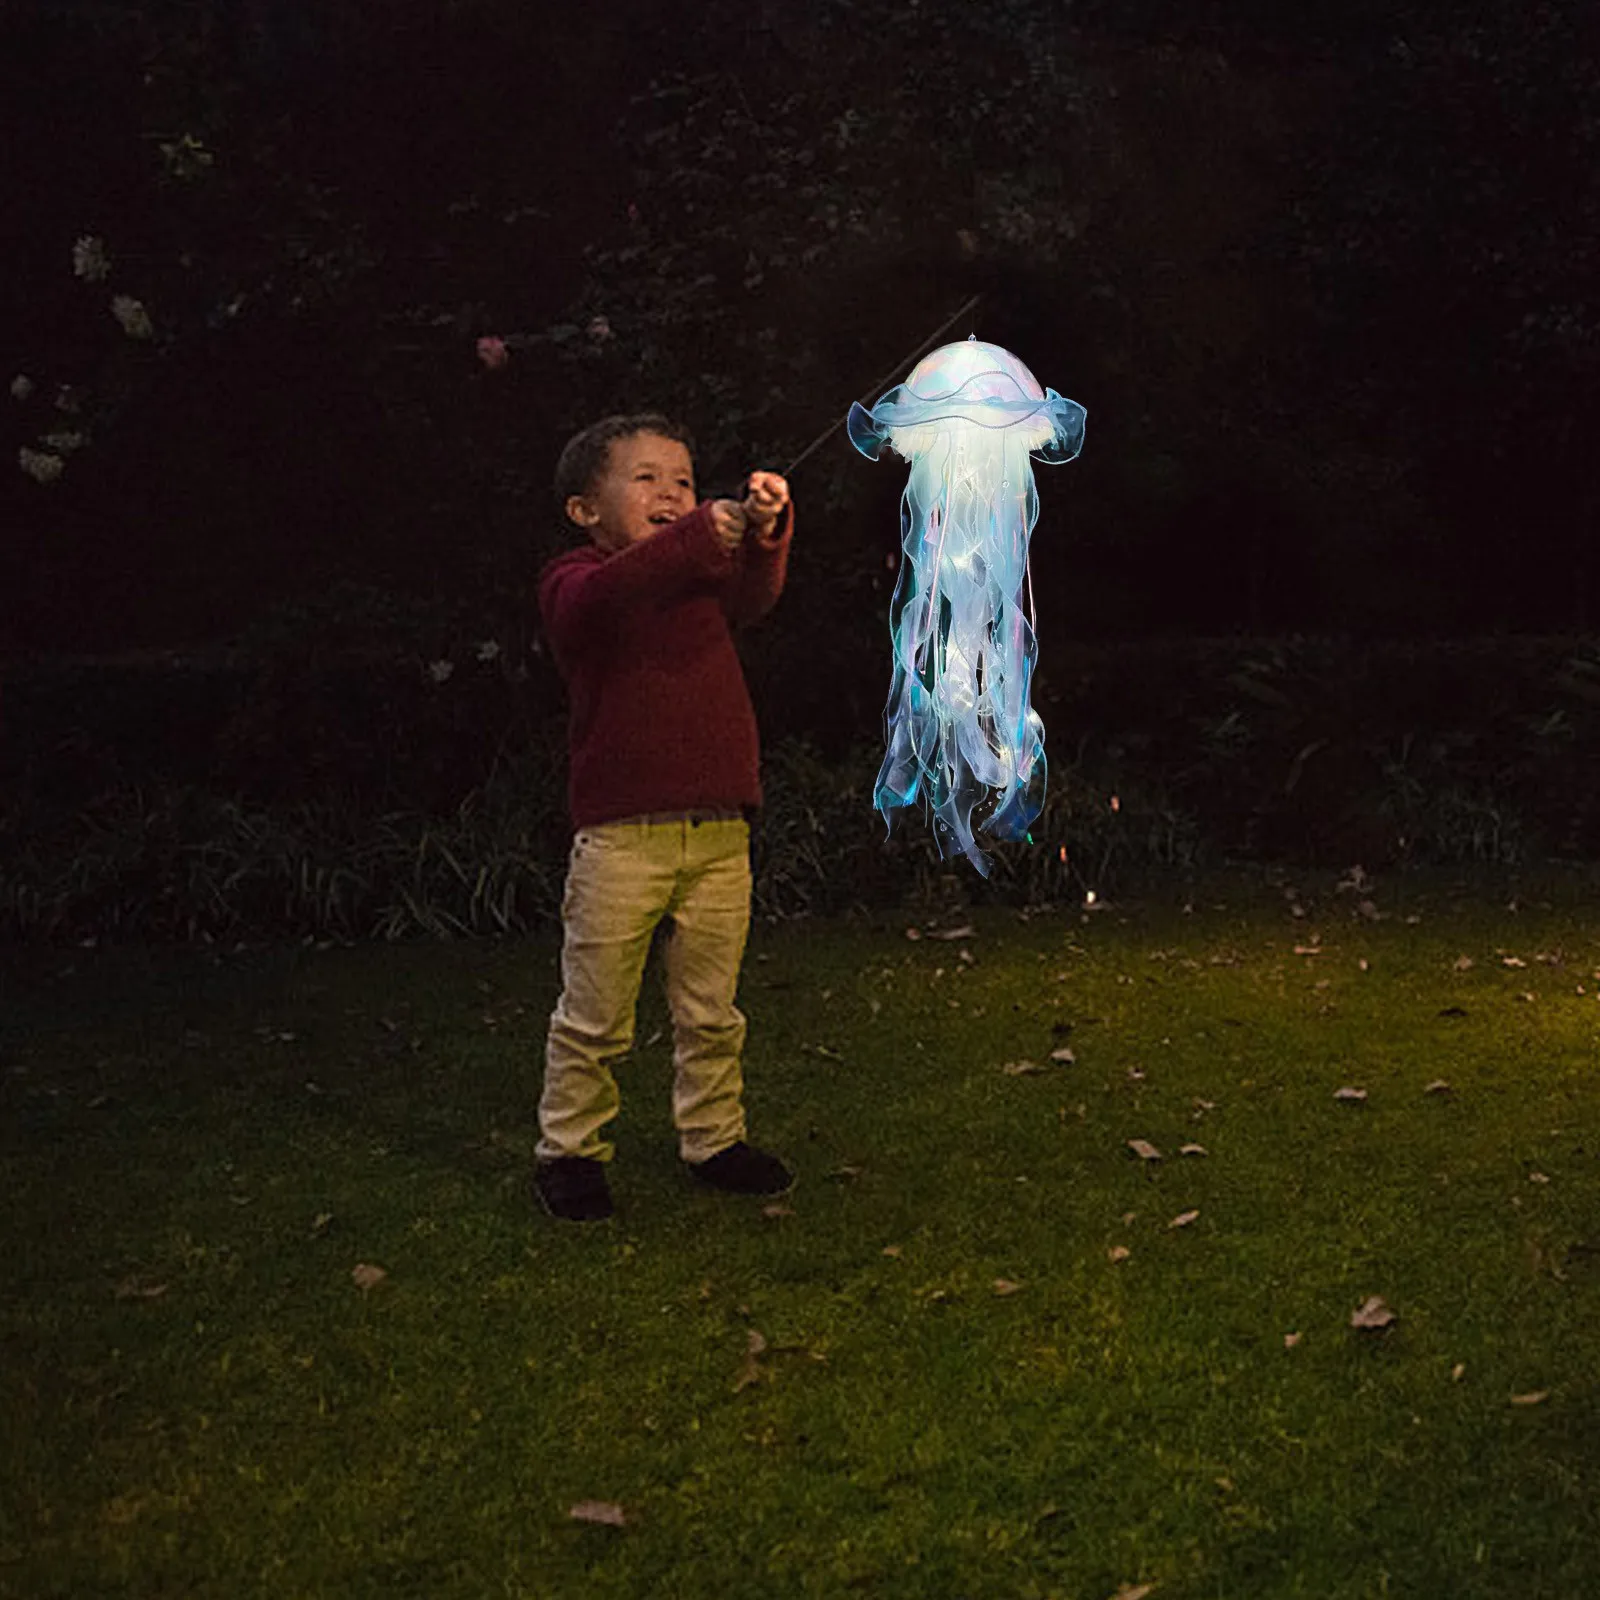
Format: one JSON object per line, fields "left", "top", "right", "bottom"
{"left": 534, "top": 413, "right": 794, "bottom": 1222}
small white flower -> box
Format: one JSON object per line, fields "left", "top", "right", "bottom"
{"left": 110, "top": 295, "right": 153, "bottom": 339}
{"left": 475, "top": 639, "right": 501, "bottom": 662}
{"left": 41, "top": 430, "right": 84, "bottom": 454}
{"left": 427, "top": 659, "right": 455, "bottom": 683}
{"left": 72, "top": 235, "right": 112, "bottom": 282}
{"left": 19, "top": 447, "right": 65, "bottom": 485}
{"left": 9, "top": 374, "right": 33, "bottom": 401}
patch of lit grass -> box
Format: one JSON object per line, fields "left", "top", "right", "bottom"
{"left": 3, "top": 870, "right": 1600, "bottom": 1597}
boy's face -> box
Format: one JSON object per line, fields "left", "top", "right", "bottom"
{"left": 566, "top": 431, "right": 697, "bottom": 554}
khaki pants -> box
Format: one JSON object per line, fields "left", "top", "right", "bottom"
{"left": 538, "top": 815, "right": 753, "bottom": 1164}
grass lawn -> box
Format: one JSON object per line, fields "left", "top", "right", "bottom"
{"left": 3, "top": 869, "right": 1600, "bottom": 1598}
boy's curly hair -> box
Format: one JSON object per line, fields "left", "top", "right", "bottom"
{"left": 553, "top": 413, "right": 697, "bottom": 507}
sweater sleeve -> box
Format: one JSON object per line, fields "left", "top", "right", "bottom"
{"left": 539, "top": 503, "right": 733, "bottom": 666}
{"left": 722, "top": 502, "right": 793, "bottom": 627}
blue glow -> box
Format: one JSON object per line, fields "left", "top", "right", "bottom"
{"left": 849, "top": 338, "right": 1085, "bottom": 876}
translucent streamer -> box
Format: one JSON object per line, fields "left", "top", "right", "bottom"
{"left": 849, "top": 337, "right": 1085, "bottom": 875}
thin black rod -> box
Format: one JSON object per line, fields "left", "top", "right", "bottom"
{"left": 780, "top": 292, "right": 984, "bottom": 477}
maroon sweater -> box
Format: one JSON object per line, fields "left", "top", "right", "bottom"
{"left": 538, "top": 501, "right": 793, "bottom": 828}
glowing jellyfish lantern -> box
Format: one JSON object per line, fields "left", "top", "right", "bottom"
{"left": 848, "top": 336, "right": 1085, "bottom": 875}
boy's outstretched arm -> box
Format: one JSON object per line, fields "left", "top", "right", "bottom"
{"left": 541, "top": 503, "right": 737, "bottom": 663}
{"left": 723, "top": 472, "right": 793, "bottom": 626}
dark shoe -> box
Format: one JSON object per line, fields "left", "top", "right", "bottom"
{"left": 535, "top": 1156, "right": 614, "bottom": 1222}
{"left": 688, "top": 1141, "right": 794, "bottom": 1196}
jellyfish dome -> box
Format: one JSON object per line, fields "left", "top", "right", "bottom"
{"left": 848, "top": 337, "right": 1085, "bottom": 876}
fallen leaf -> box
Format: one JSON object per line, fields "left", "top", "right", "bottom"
{"left": 1293, "top": 944, "right": 1324, "bottom": 956}
{"left": 310, "top": 1211, "right": 334, "bottom": 1237}
{"left": 1121, "top": 1211, "right": 1138, "bottom": 1226}
{"left": 1179, "top": 1142, "right": 1208, "bottom": 1157}
{"left": 1111, "top": 1584, "right": 1156, "bottom": 1600}
{"left": 1284, "top": 1331, "right": 1302, "bottom": 1348}
{"left": 1529, "top": 1171, "right": 1550, "bottom": 1185}
{"left": 825, "top": 1164, "right": 863, "bottom": 1182}
{"left": 1193, "top": 1097, "right": 1217, "bottom": 1113}
{"left": 1358, "top": 957, "right": 1370, "bottom": 971}
{"left": 568, "top": 1500, "right": 627, "bottom": 1527}
{"left": 113, "top": 1277, "right": 169, "bottom": 1301}
{"left": 762, "top": 1201, "right": 795, "bottom": 1218}
{"left": 1350, "top": 1294, "right": 1396, "bottom": 1330}
{"left": 1334, "top": 1086, "right": 1369, "bottom": 1104}
{"left": 881, "top": 1244, "right": 903, "bottom": 1258}
{"left": 992, "top": 1278, "right": 1024, "bottom": 1297}
{"left": 1423, "top": 1079, "right": 1453, "bottom": 1095}
{"left": 1502, "top": 956, "right": 1527, "bottom": 968}
{"left": 1167, "top": 1209, "right": 1200, "bottom": 1229}
{"left": 1454, "top": 955, "right": 1475, "bottom": 971}
{"left": 351, "top": 1263, "right": 388, "bottom": 1291}
{"left": 1509, "top": 1390, "right": 1549, "bottom": 1406}
{"left": 733, "top": 1327, "right": 768, "bottom": 1392}
{"left": 1049, "top": 1046, "right": 1077, "bottom": 1064}
{"left": 1000, "top": 1059, "right": 1046, "bottom": 1076}
{"left": 1451, "top": 1362, "right": 1466, "bottom": 1381}
{"left": 1127, "top": 1139, "right": 1162, "bottom": 1162}
{"left": 1108, "top": 1245, "right": 1132, "bottom": 1263}
{"left": 928, "top": 924, "right": 976, "bottom": 941}
{"left": 904, "top": 926, "right": 922, "bottom": 940}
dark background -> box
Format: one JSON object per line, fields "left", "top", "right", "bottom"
{"left": 2, "top": 0, "right": 1597, "bottom": 713}
{"left": 3, "top": 0, "right": 1599, "bottom": 938}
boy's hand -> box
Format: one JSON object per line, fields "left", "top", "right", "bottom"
{"left": 742, "top": 471, "right": 790, "bottom": 537}
{"left": 708, "top": 498, "right": 748, "bottom": 552}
